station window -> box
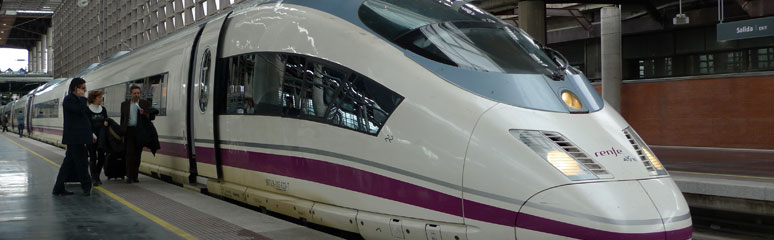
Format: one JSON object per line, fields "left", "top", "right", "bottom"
{"left": 726, "top": 51, "right": 743, "bottom": 72}
{"left": 638, "top": 60, "right": 655, "bottom": 78}
{"left": 33, "top": 99, "right": 59, "bottom": 118}
{"left": 698, "top": 54, "right": 714, "bottom": 74}
{"left": 222, "top": 52, "right": 404, "bottom": 135}
{"left": 757, "top": 48, "right": 774, "bottom": 69}
{"left": 665, "top": 57, "right": 673, "bottom": 76}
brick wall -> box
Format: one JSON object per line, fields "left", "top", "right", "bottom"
{"left": 597, "top": 76, "right": 774, "bottom": 150}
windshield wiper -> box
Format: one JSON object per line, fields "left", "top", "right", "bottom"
{"left": 542, "top": 47, "right": 569, "bottom": 81}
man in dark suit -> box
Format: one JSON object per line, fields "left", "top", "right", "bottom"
{"left": 53, "top": 78, "right": 93, "bottom": 196}
{"left": 120, "top": 85, "right": 151, "bottom": 183}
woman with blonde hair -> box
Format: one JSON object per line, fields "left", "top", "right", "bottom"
{"left": 87, "top": 89, "right": 109, "bottom": 186}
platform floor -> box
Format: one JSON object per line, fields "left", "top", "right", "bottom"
{"left": 0, "top": 133, "right": 342, "bottom": 240}
{"left": 654, "top": 146, "right": 774, "bottom": 178}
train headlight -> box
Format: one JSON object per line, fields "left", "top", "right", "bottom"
{"left": 546, "top": 151, "right": 584, "bottom": 176}
{"left": 512, "top": 130, "right": 605, "bottom": 181}
{"left": 623, "top": 127, "right": 668, "bottom": 176}
{"left": 561, "top": 91, "right": 582, "bottom": 110}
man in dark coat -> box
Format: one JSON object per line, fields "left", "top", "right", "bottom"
{"left": 52, "top": 78, "right": 93, "bottom": 196}
{"left": 120, "top": 85, "right": 151, "bottom": 183}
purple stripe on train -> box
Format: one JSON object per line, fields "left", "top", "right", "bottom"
{"left": 516, "top": 213, "right": 692, "bottom": 240}
{"left": 32, "top": 126, "right": 63, "bottom": 135}
{"left": 157, "top": 141, "right": 691, "bottom": 239}
{"left": 218, "top": 148, "right": 464, "bottom": 216}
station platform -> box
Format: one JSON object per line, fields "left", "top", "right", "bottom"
{"left": 654, "top": 146, "right": 774, "bottom": 213}
{"left": 0, "top": 133, "right": 342, "bottom": 240}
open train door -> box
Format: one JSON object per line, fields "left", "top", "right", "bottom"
{"left": 188, "top": 13, "right": 231, "bottom": 181}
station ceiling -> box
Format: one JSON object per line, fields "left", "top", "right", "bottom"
{"left": 0, "top": 0, "right": 61, "bottom": 49}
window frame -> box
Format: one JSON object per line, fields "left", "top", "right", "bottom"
{"left": 219, "top": 52, "right": 404, "bottom": 136}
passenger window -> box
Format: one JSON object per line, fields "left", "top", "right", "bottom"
{"left": 123, "top": 73, "right": 168, "bottom": 116}
{"left": 223, "top": 52, "right": 403, "bottom": 135}
{"left": 33, "top": 99, "right": 59, "bottom": 118}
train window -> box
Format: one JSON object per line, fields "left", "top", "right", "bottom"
{"left": 199, "top": 49, "right": 211, "bottom": 112}
{"left": 33, "top": 99, "right": 59, "bottom": 118}
{"left": 360, "top": 0, "right": 561, "bottom": 76}
{"left": 358, "top": 0, "right": 499, "bottom": 41}
{"left": 223, "top": 52, "right": 403, "bottom": 135}
{"left": 124, "top": 73, "right": 168, "bottom": 116}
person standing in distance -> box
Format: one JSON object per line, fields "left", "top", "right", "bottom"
{"left": 1, "top": 113, "right": 8, "bottom": 133}
{"left": 120, "top": 85, "right": 150, "bottom": 183}
{"left": 52, "top": 78, "right": 94, "bottom": 196}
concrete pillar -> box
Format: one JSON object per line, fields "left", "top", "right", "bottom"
{"left": 518, "top": 0, "right": 546, "bottom": 45}
{"left": 31, "top": 46, "right": 37, "bottom": 73}
{"left": 47, "top": 28, "right": 54, "bottom": 75}
{"left": 27, "top": 50, "right": 32, "bottom": 72}
{"left": 41, "top": 34, "right": 48, "bottom": 73}
{"left": 37, "top": 41, "right": 43, "bottom": 73}
{"left": 601, "top": 6, "right": 622, "bottom": 112}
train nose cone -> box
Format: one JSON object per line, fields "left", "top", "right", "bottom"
{"left": 515, "top": 179, "right": 693, "bottom": 240}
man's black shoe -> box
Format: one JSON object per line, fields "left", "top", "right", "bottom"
{"left": 52, "top": 190, "right": 74, "bottom": 196}
{"left": 132, "top": 178, "right": 139, "bottom": 183}
{"left": 126, "top": 178, "right": 132, "bottom": 184}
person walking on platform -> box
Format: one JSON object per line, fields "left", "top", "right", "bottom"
{"left": 1, "top": 113, "right": 8, "bottom": 133}
{"left": 120, "top": 85, "right": 150, "bottom": 184}
{"left": 52, "top": 78, "right": 94, "bottom": 196}
{"left": 87, "top": 90, "right": 109, "bottom": 186}
{"left": 16, "top": 110, "right": 24, "bottom": 137}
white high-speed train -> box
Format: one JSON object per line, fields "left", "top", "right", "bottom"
{"left": 4, "top": 0, "right": 693, "bottom": 239}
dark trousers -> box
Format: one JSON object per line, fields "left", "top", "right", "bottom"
{"left": 53, "top": 144, "right": 92, "bottom": 193}
{"left": 88, "top": 143, "right": 105, "bottom": 180}
{"left": 2, "top": 123, "right": 7, "bottom": 132}
{"left": 18, "top": 124, "right": 23, "bottom": 137}
{"left": 125, "top": 127, "right": 142, "bottom": 180}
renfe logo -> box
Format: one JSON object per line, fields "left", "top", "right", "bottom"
{"left": 595, "top": 147, "right": 623, "bottom": 157}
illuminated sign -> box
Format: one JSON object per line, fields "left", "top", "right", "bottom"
{"left": 717, "top": 17, "right": 774, "bottom": 41}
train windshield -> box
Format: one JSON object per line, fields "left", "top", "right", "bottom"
{"left": 359, "top": 0, "right": 561, "bottom": 75}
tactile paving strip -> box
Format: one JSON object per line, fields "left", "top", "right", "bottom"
{"left": 103, "top": 183, "right": 271, "bottom": 240}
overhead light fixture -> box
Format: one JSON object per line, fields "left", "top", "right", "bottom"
{"left": 5, "top": 10, "right": 18, "bottom": 16}
{"left": 16, "top": 10, "right": 55, "bottom": 14}
{"left": 673, "top": 0, "right": 689, "bottom": 25}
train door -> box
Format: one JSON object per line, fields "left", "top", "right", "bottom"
{"left": 188, "top": 14, "right": 230, "bottom": 180}
{"left": 26, "top": 92, "right": 36, "bottom": 135}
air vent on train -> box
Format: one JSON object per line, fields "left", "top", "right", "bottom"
{"left": 622, "top": 127, "right": 668, "bottom": 176}
{"left": 541, "top": 132, "right": 612, "bottom": 178}
{"left": 511, "top": 130, "right": 612, "bottom": 181}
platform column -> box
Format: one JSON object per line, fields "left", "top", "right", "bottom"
{"left": 41, "top": 33, "right": 48, "bottom": 73}
{"left": 601, "top": 6, "right": 622, "bottom": 112}
{"left": 37, "top": 41, "right": 43, "bottom": 73}
{"left": 31, "top": 46, "right": 38, "bottom": 73}
{"left": 518, "top": 0, "right": 546, "bottom": 45}
{"left": 47, "top": 28, "right": 54, "bottom": 75}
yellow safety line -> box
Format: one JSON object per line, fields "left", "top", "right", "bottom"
{"left": 671, "top": 170, "right": 774, "bottom": 181}
{"left": 2, "top": 135, "right": 198, "bottom": 240}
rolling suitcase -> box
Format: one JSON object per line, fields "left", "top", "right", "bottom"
{"left": 103, "top": 152, "right": 126, "bottom": 180}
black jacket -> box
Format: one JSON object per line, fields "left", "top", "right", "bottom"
{"left": 62, "top": 94, "right": 93, "bottom": 145}
{"left": 99, "top": 118, "right": 124, "bottom": 153}
{"left": 136, "top": 108, "right": 160, "bottom": 155}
